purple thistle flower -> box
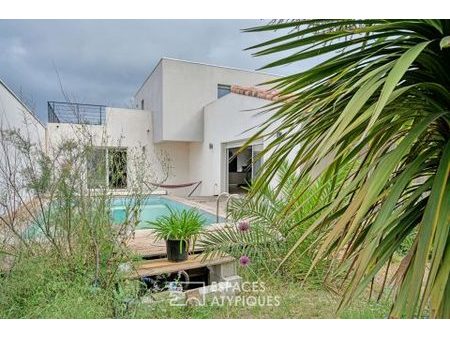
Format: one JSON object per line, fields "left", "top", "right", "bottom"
{"left": 237, "top": 220, "right": 250, "bottom": 232}
{"left": 239, "top": 255, "right": 250, "bottom": 267}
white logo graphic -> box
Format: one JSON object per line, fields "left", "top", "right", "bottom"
{"left": 167, "top": 281, "right": 206, "bottom": 307}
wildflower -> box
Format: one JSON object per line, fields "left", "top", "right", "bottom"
{"left": 239, "top": 255, "right": 250, "bottom": 267}
{"left": 237, "top": 220, "right": 250, "bottom": 232}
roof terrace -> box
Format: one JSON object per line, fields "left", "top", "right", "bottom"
{"left": 48, "top": 101, "right": 106, "bottom": 125}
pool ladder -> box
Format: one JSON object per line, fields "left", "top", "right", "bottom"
{"left": 216, "top": 192, "right": 240, "bottom": 223}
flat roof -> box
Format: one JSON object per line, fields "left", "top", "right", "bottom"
{"left": 133, "top": 57, "right": 281, "bottom": 98}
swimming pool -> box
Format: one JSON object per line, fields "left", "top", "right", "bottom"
{"left": 111, "top": 196, "right": 221, "bottom": 229}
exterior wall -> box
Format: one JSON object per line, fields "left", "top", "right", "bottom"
{"left": 0, "top": 80, "right": 47, "bottom": 209}
{"left": 47, "top": 107, "right": 189, "bottom": 195}
{"left": 47, "top": 108, "right": 155, "bottom": 189}
{"left": 134, "top": 58, "right": 278, "bottom": 143}
{"left": 0, "top": 80, "right": 46, "bottom": 149}
{"left": 133, "top": 62, "right": 164, "bottom": 143}
{"left": 2, "top": 60, "right": 286, "bottom": 198}
{"left": 156, "top": 141, "right": 190, "bottom": 189}
{"left": 189, "top": 93, "right": 276, "bottom": 196}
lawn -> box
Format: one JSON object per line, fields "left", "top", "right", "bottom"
{"left": 134, "top": 276, "right": 392, "bottom": 319}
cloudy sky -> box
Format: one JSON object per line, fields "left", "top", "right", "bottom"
{"left": 0, "top": 20, "right": 315, "bottom": 122}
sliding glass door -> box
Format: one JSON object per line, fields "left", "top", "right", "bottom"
{"left": 224, "top": 142, "right": 264, "bottom": 194}
{"left": 251, "top": 143, "right": 263, "bottom": 181}
{"left": 87, "top": 147, "right": 127, "bottom": 189}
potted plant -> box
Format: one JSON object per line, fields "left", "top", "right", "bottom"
{"left": 149, "top": 207, "right": 205, "bottom": 262}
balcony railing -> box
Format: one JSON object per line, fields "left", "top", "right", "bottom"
{"left": 48, "top": 101, "right": 106, "bottom": 125}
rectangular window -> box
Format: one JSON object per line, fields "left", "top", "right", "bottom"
{"left": 87, "top": 147, "right": 127, "bottom": 189}
{"left": 108, "top": 149, "right": 127, "bottom": 189}
{"left": 217, "top": 84, "right": 231, "bottom": 98}
{"left": 141, "top": 99, "right": 145, "bottom": 110}
{"left": 87, "top": 148, "right": 107, "bottom": 188}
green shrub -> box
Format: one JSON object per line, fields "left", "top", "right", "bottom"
{"left": 148, "top": 207, "right": 205, "bottom": 241}
{"left": 199, "top": 161, "right": 350, "bottom": 285}
{"left": 0, "top": 128, "right": 158, "bottom": 319}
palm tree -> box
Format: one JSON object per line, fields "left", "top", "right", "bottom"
{"left": 244, "top": 20, "right": 449, "bottom": 318}
{"left": 199, "top": 161, "right": 341, "bottom": 281}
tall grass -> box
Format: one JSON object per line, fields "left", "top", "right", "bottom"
{"left": 0, "top": 124, "right": 165, "bottom": 318}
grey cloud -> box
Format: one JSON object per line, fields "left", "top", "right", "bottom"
{"left": 0, "top": 20, "right": 317, "bottom": 122}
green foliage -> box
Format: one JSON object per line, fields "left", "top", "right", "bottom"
{"left": 0, "top": 127, "right": 153, "bottom": 318}
{"left": 397, "top": 229, "right": 417, "bottom": 256}
{"left": 244, "top": 19, "right": 450, "bottom": 318}
{"left": 131, "top": 273, "right": 392, "bottom": 319}
{"left": 199, "top": 162, "right": 350, "bottom": 284}
{"left": 148, "top": 207, "right": 205, "bottom": 241}
{"left": 0, "top": 253, "right": 111, "bottom": 318}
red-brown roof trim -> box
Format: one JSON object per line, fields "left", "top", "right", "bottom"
{"left": 230, "top": 85, "right": 282, "bottom": 102}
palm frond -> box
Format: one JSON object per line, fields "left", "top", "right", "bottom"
{"left": 244, "top": 19, "right": 450, "bottom": 318}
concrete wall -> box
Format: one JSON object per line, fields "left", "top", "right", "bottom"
{"left": 48, "top": 107, "right": 195, "bottom": 195}
{"left": 44, "top": 101, "right": 308, "bottom": 197}
{"left": 1, "top": 60, "right": 287, "bottom": 198}
{"left": 156, "top": 141, "right": 190, "bottom": 187}
{"left": 188, "top": 93, "right": 276, "bottom": 196}
{"left": 0, "top": 80, "right": 47, "bottom": 210}
{"left": 0, "top": 80, "right": 46, "bottom": 149}
{"left": 47, "top": 107, "right": 173, "bottom": 186}
{"left": 133, "top": 62, "right": 164, "bottom": 143}
{"left": 134, "top": 58, "right": 278, "bottom": 143}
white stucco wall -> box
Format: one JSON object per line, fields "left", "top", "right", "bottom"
{"left": 156, "top": 141, "right": 190, "bottom": 185}
{"left": 133, "top": 62, "right": 163, "bottom": 143}
{"left": 2, "top": 60, "right": 289, "bottom": 198}
{"left": 47, "top": 107, "right": 151, "bottom": 189}
{"left": 47, "top": 108, "right": 151, "bottom": 149}
{"left": 46, "top": 107, "right": 190, "bottom": 193}
{"left": 188, "top": 93, "right": 276, "bottom": 196}
{"left": 0, "top": 80, "right": 46, "bottom": 149}
{"left": 134, "top": 58, "right": 278, "bottom": 143}
{"left": 0, "top": 80, "right": 47, "bottom": 210}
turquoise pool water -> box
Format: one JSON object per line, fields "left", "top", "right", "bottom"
{"left": 23, "top": 196, "right": 220, "bottom": 238}
{"left": 111, "top": 196, "right": 221, "bottom": 229}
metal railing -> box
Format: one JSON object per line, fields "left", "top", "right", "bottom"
{"left": 216, "top": 192, "right": 241, "bottom": 223}
{"left": 48, "top": 101, "right": 106, "bottom": 125}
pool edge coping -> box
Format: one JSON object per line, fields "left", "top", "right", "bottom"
{"left": 111, "top": 194, "right": 229, "bottom": 233}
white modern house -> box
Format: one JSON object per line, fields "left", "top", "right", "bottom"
{"left": 1, "top": 58, "right": 282, "bottom": 197}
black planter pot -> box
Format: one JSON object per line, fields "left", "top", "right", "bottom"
{"left": 166, "top": 239, "right": 188, "bottom": 262}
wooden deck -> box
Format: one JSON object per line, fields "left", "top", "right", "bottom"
{"left": 126, "top": 223, "right": 227, "bottom": 258}
{"left": 130, "top": 254, "right": 235, "bottom": 278}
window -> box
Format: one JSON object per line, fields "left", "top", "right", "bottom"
{"left": 87, "top": 147, "right": 127, "bottom": 189}
{"left": 217, "top": 84, "right": 231, "bottom": 98}
{"left": 141, "top": 99, "right": 145, "bottom": 110}
{"left": 108, "top": 149, "right": 127, "bottom": 189}
{"left": 87, "top": 148, "right": 107, "bottom": 188}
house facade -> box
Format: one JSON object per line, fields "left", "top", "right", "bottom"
{"left": 1, "top": 58, "right": 281, "bottom": 197}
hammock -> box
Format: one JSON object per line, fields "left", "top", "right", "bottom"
{"left": 147, "top": 181, "right": 202, "bottom": 197}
